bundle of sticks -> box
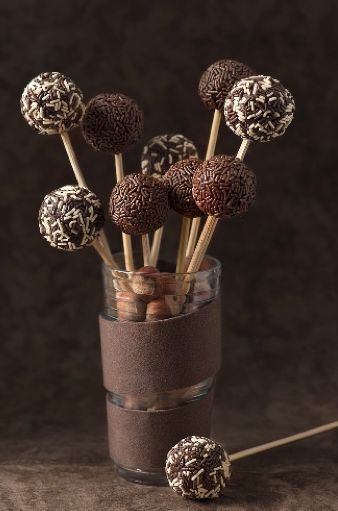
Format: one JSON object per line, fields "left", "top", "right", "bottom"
{"left": 21, "top": 61, "right": 295, "bottom": 321}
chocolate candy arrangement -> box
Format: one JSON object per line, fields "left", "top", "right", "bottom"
{"left": 21, "top": 63, "right": 295, "bottom": 323}
{"left": 21, "top": 66, "right": 338, "bottom": 501}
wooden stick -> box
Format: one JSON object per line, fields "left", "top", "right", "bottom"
{"left": 114, "top": 154, "right": 135, "bottom": 271}
{"left": 230, "top": 421, "right": 338, "bottom": 462}
{"left": 60, "top": 132, "right": 119, "bottom": 269}
{"left": 141, "top": 234, "right": 151, "bottom": 266}
{"left": 186, "top": 109, "right": 222, "bottom": 260}
{"left": 176, "top": 217, "right": 191, "bottom": 273}
{"left": 150, "top": 226, "right": 163, "bottom": 267}
{"left": 187, "top": 139, "right": 251, "bottom": 273}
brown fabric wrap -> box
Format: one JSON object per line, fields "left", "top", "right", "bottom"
{"left": 106, "top": 389, "right": 214, "bottom": 471}
{"left": 99, "top": 298, "right": 221, "bottom": 394}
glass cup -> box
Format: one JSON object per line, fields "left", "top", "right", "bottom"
{"left": 100, "top": 253, "right": 222, "bottom": 485}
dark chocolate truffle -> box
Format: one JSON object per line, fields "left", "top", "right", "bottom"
{"left": 166, "top": 436, "right": 231, "bottom": 499}
{"left": 81, "top": 93, "right": 143, "bottom": 153}
{"left": 192, "top": 155, "right": 256, "bottom": 218}
{"left": 224, "top": 75, "right": 295, "bottom": 142}
{"left": 39, "top": 185, "right": 104, "bottom": 251}
{"left": 164, "top": 159, "right": 204, "bottom": 217}
{"left": 141, "top": 134, "right": 199, "bottom": 179}
{"left": 20, "top": 72, "right": 84, "bottom": 135}
{"left": 198, "top": 59, "right": 255, "bottom": 111}
{"left": 109, "top": 173, "right": 169, "bottom": 235}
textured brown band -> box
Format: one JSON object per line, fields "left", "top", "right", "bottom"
{"left": 99, "top": 298, "right": 221, "bottom": 394}
{"left": 106, "top": 389, "right": 214, "bottom": 471}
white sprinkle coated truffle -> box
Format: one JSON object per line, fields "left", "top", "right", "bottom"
{"left": 166, "top": 436, "right": 231, "bottom": 499}
{"left": 38, "top": 185, "right": 104, "bottom": 251}
{"left": 224, "top": 75, "right": 295, "bottom": 142}
{"left": 21, "top": 72, "right": 84, "bottom": 135}
{"left": 141, "top": 134, "right": 199, "bottom": 179}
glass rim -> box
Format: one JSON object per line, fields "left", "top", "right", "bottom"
{"left": 103, "top": 252, "right": 221, "bottom": 277}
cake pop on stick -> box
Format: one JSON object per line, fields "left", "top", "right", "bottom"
{"left": 114, "top": 152, "right": 136, "bottom": 271}
{"left": 186, "top": 59, "right": 255, "bottom": 259}
{"left": 141, "top": 134, "right": 199, "bottom": 266}
{"left": 81, "top": 93, "right": 144, "bottom": 270}
{"left": 188, "top": 145, "right": 254, "bottom": 273}
{"left": 38, "top": 185, "right": 111, "bottom": 264}
{"left": 20, "top": 72, "right": 116, "bottom": 269}
{"left": 166, "top": 421, "right": 338, "bottom": 500}
{"left": 164, "top": 159, "right": 204, "bottom": 273}
{"left": 109, "top": 173, "right": 169, "bottom": 237}
{"left": 224, "top": 75, "right": 295, "bottom": 142}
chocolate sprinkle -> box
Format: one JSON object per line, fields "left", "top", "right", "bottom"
{"left": 198, "top": 59, "right": 255, "bottom": 111}
{"left": 164, "top": 159, "right": 205, "bottom": 218}
{"left": 81, "top": 93, "right": 143, "bottom": 154}
{"left": 192, "top": 155, "right": 256, "bottom": 218}
{"left": 38, "top": 185, "right": 104, "bottom": 251}
{"left": 20, "top": 72, "right": 84, "bottom": 135}
{"left": 166, "top": 436, "right": 231, "bottom": 499}
{"left": 224, "top": 75, "right": 295, "bottom": 142}
{"left": 109, "top": 173, "right": 169, "bottom": 235}
{"left": 141, "top": 134, "right": 199, "bottom": 179}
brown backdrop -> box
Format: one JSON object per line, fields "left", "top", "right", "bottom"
{"left": 0, "top": 1, "right": 337, "bottom": 509}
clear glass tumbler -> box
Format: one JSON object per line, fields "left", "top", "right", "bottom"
{"left": 99, "top": 253, "right": 222, "bottom": 485}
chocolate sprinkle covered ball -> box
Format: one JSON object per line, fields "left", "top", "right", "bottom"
{"left": 166, "top": 436, "right": 231, "bottom": 499}
{"left": 81, "top": 93, "right": 143, "bottom": 154}
{"left": 198, "top": 59, "right": 255, "bottom": 111}
{"left": 20, "top": 72, "right": 84, "bottom": 135}
{"left": 164, "top": 159, "right": 204, "bottom": 217}
{"left": 224, "top": 75, "right": 295, "bottom": 142}
{"left": 39, "top": 185, "right": 104, "bottom": 251}
{"left": 109, "top": 173, "right": 169, "bottom": 235}
{"left": 141, "top": 134, "right": 199, "bottom": 179}
{"left": 192, "top": 155, "right": 256, "bottom": 218}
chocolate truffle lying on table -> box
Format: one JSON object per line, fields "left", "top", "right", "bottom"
{"left": 109, "top": 173, "right": 169, "bottom": 235}
{"left": 20, "top": 72, "right": 84, "bottom": 135}
{"left": 224, "top": 75, "right": 295, "bottom": 142}
{"left": 141, "top": 134, "right": 199, "bottom": 179}
{"left": 39, "top": 185, "right": 104, "bottom": 251}
{"left": 198, "top": 59, "right": 255, "bottom": 111}
{"left": 81, "top": 93, "right": 143, "bottom": 153}
{"left": 164, "top": 159, "right": 204, "bottom": 217}
{"left": 166, "top": 436, "right": 231, "bottom": 499}
{"left": 192, "top": 155, "right": 256, "bottom": 218}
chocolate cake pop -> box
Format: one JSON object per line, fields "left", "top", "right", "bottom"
{"left": 39, "top": 185, "right": 104, "bottom": 251}
{"left": 224, "top": 75, "right": 295, "bottom": 142}
{"left": 141, "top": 134, "right": 199, "bottom": 179}
{"left": 166, "top": 436, "right": 231, "bottom": 499}
{"left": 165, "top": 159, "right": 204, "bottom": 217}
{"left": 198, "top": 59, "right": 255, "bottom": 111}
{"left": 192, "top": 155, "right": 256, "bottom": 218}
{"left": 81, "top": 93, "right": 143, "bottom": 154}
{"left": 20, "top": 72, "right": 84, "bottom": 135}
{"left": 109, "top": 173, "right": 169, "bottom": 236}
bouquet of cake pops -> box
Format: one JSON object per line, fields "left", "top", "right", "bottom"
{"left": 20, "top": 60, "right": 295, "bottom": 323}
{"left": 19, "top": 64, "right": 338, "bottom": 503}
